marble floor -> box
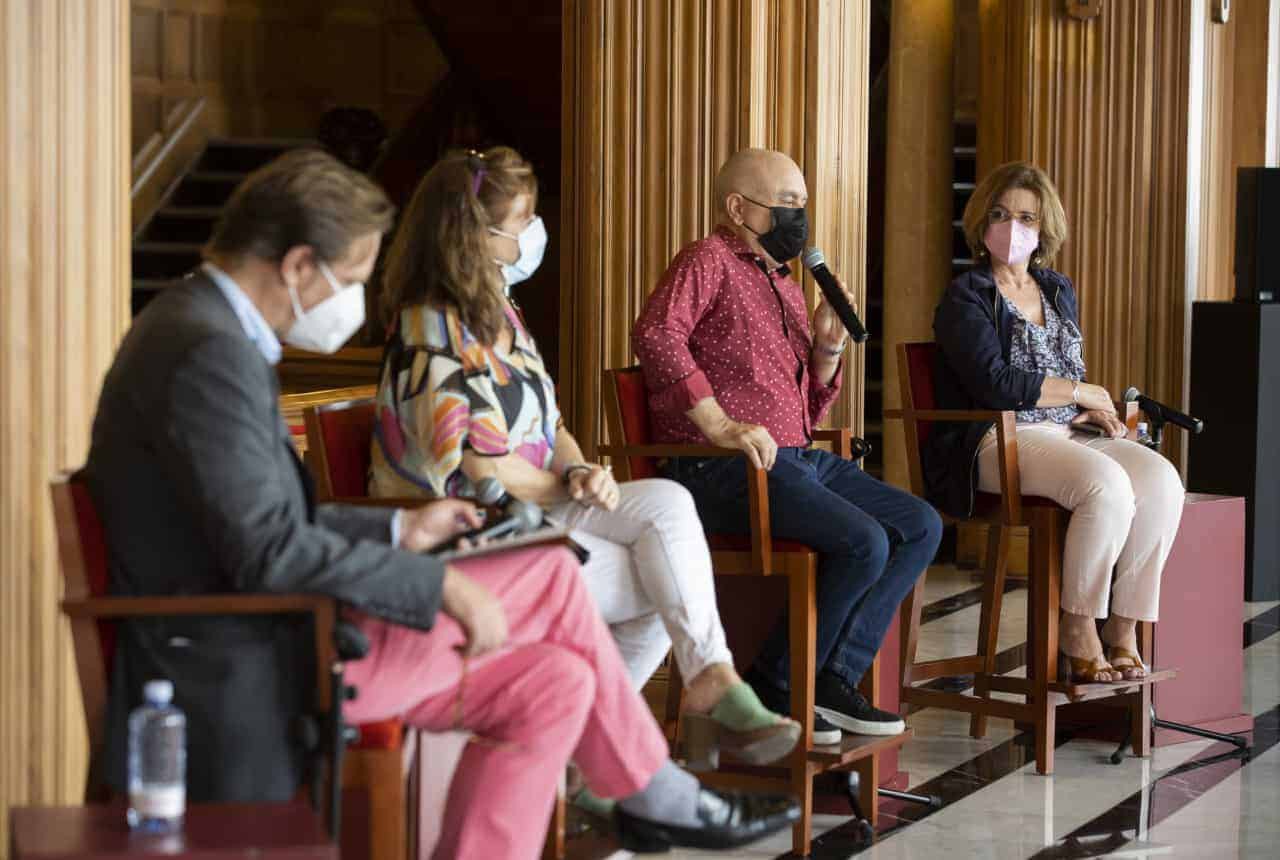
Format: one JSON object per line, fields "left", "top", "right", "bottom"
{"left": 604, "top": 565, "right": 1280, "bottom": 860}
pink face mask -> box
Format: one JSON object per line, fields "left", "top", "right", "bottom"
{"left": 983, "top": 219, "right": 1039, "bottom": 266}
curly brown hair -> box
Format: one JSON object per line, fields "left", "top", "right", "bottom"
{"left": 381, "top": 146, "right": 538, "bottom": 344}
{"left": 961, "top": 161, "right": 1068, "bottom": 268}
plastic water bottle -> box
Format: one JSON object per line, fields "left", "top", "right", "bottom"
{"left": 1136, "top": 421, "right": 1151, "bottom": 447}
{"left": 127, "top": 679, "right": 186, "bottom": 833}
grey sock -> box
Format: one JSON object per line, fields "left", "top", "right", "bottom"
{"left": 617, "top": 760, "right": 702, "bottom": 828}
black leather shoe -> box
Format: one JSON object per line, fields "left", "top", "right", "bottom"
{"left": 614, "top": 787, "right": 800, "bottom": 853}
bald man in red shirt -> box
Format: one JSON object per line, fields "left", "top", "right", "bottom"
{"left": 633, "top": 149, "right": 942, "bottom": 743}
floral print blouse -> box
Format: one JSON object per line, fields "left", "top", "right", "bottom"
{"left": 1003, "top": 292, "right": 1086, "bottom": 425}
{"left": 370, "top": 301, "right": 559, "bottom": 500}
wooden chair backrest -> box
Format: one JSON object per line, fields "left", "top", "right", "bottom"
{"left": 895, "top": 342, "right": 940, "bottom": 499}
{"left": 51, "top": 476, "right": 113, "bottom": 760}
{"left": 601, "top": 366, "right": 661, "bottom": 481}
{"left": 279, "top": 384, "right": 378, "bottom": 458}
{"left": 303, "top": 397, "right": 379, "bottom": 501}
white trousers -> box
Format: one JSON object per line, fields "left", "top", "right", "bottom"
{"left": 548, "top": 478, "right": 733, "bottom": 688}
{"left": 976, "top": 423, "right": 1185, "bottom": 621}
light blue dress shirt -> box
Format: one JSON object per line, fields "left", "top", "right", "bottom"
{"left": 201, "top": 262, "right": 403, "bottom": 546}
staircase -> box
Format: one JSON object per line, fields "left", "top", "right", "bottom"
{"left": 951, "top": 122, "right": 978, "bottom": 277}
{"left": 131, "top": 139, "right": 311, "bottom": 315}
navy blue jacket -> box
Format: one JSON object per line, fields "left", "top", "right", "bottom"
{"left": 924, "top": 266, "right": 1081, "bottom": 518}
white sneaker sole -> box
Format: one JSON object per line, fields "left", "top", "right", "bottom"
{"left": 811, "top": 727, "right": 842, "bottom": 746}
{"left": 815, "top": 706, "right": 906, "bottom": 737}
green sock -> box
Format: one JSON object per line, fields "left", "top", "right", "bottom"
{"left": 571, "top": 786, "right": 616, "bottom": 818}
{"left": 707, "top": 681, "right": 785, "bottom": 732}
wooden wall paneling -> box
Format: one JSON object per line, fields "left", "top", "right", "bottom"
{"left": 1194, "top": 3, "right": 1238, "bottom": 304}
{"left": 1, "top": 2, "right": 131, "bottom": 856}
{"left": 881, "top": 0, "right": 955, "bottom": 490}
{"left": 562, "top": 0, "right": 868, "bottom": 456}
{"left": 804, "top": 0, "right": 869, "bottom": 434}
{"left": 976, "top": 0, "right": 1197, "bottom": 470}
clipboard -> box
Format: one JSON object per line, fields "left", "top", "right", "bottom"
{"left": 432, "top": 527, "right": 590, "bottom": 565}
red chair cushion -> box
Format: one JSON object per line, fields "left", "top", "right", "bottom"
{"left": 351, "top": 718, "right": 403, "bottom": 750}
{"left": 902, "top": 342, "right": 939, "bottom": 446}
{"left": 706, "top": 533, "right": 816, "bottom": 554}
{"left": 317, "top": 402, "right": 377, "bottom": 496}
{"left": 613, "top": 369, "right": 661, "bottom": 480}
{"left": 70, "top": 482, "right": 117, "bottom": 673}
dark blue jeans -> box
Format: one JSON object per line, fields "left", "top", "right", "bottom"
{"left": 664, "top": 447, "right": 942, "bottom": 692}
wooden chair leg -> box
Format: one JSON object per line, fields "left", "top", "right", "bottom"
{"left": 854, "top": 754, "right": 879, "bottom": 828}
{"left": 970, "top": 524, "right": 1010, "bottom": 739}
{"left": 1029, "top": 508, "right": 1063, "bottom": 776}
{"left": 788, "top": 557, "right": 819, "bottom": 857}
{"left": 344, "top": 746, "right": 407, "bottom": 860}
{"left": 1131, "top": 681, "right": 1152, "bottom": 759}
{"left": 897, "top": 575, "right": 927, "bottom": 714}
{"left": 664, "top": 653, "right": 685, "bottom": 742}
{"left": 542, "top": 784, "right": 566, "bottom": 860}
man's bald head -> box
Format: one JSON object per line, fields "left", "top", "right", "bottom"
{"left": 714, "top": 149, "right": 806, "bottom": 216}
{"left": 714, "top": 148, "right": 808, "bottom": 268}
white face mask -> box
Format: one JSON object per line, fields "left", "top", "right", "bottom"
{"left": 283, "top": 261, "right": 366, "bottom": 354}
{"left": 490, "top": 215, "right": 547, "bottom": 293}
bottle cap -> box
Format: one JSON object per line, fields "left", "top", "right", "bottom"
{"left": 143, "top": 679, "right": 174, "bottom": 705}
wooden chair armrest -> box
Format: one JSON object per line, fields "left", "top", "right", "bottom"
{"left": 811, "top": 428, "right": 852, "bottom": 459}
{"left": 60, "top": 593, "right": 335, "bottom": 619}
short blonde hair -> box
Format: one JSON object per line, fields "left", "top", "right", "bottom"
{"left": 961, "top": 161, "right": 1067, "bottom": 268}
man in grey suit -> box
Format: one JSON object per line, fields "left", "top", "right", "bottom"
{"left": 85, "top": 149, "right": 798, "bottom": 856}
{"left": 86, "top": 149, "right": 501, "bottom": 801}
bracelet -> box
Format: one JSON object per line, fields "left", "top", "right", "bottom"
{"left": 1072, "top": 382, "right": 1081, "bottom": 404}
{"left": 816, "top": 339, "right": 847, "bottom": 357}
{"left": 562, "top": 463, "right": 594, "bottom": 486}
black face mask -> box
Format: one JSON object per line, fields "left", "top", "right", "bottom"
{"left": 741, "top": 196, "right": 809, "bottom": 263}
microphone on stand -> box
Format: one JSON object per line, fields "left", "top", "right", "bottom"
{"left": 1122, "top": 388, "right": 1204, "bottom": 434}
{"left": 802, "top": 247, "right": 869, "bottom": 343}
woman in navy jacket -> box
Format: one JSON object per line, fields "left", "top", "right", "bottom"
{"left": 926, "top": 162, "right": 1184, "bottom": 684}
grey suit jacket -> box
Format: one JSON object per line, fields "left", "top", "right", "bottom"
{"left": 84, "top": 272, "right": 444, "bottom": 801}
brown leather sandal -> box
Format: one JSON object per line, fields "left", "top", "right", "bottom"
{"left": 1058, "top": 653, "right": 1126, "bottom": 684}
{"left": 1105, "top": 647, "right": 1149, "bottom": 681}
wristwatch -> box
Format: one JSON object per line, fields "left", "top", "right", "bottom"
{"left": 1071, "top": 382, "right": 1081, "bottom": 404}
{"left": 816, "top": 339, "right": 847, "bottom": 357}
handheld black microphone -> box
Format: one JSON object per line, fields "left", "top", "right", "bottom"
{"left": 1122, "top": 387, "right": 1204, "bottom": 434}
{"left": 802, "top": 247, "right": 868, "bottom": 344}
{"left": 470, "top": 477, "right": 544, "bottom": 542}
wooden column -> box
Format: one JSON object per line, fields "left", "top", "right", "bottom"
{"left": 977, "top": 0, "right": 1199, "bottom": 469}
{"left": 881, "top": 0, "right": 955, "bottom": 490}
{"left": 0, "top": 1, "right": 130, "bottom": 853}
{"left": 560, "top": 0, "right": 869, "bottom": 455}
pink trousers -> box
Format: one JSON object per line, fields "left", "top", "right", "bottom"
{"left": 342, "top": 546, "right": 670, "bottom": 860}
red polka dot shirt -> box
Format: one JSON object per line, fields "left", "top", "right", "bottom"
{"left": 632, "top": 225, "right": 843, "bottom": 447}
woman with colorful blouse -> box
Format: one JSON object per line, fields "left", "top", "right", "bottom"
{"left": 371, "top": 147, "right": 799, "bottom": 772}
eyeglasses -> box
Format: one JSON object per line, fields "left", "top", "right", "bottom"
{"left": 988, "top": 206, "right": 1040, "bottom": 227}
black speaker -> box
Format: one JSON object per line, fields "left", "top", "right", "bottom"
{"left": 1189, "top": 301, "right": 1280, "bottom": 600}
{"left": 1235, "top": 167, "right": 1280, "bottom": 302}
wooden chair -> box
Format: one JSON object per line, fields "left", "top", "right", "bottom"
{"left": 52, "top": 475, "right": 341, "bottom": 816}
{"left": 599, "top": 366, "right": 911, "bottom": 857}
{"left": 885, "top": 342, "right": 1176, "bottom": 775}
{"left": 302, "top": 397, "right": 568, "bottom": 860}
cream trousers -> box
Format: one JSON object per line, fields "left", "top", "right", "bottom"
{"left": 548, "top": 478, "right": 734, "bottom": 688}
{"left": 976, "top": 423, "right": 1184, "bottom": 621}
